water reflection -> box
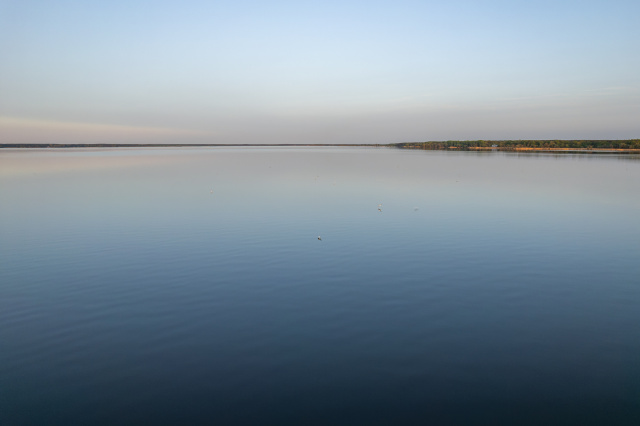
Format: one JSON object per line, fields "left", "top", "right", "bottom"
{"left": 1, "top": 148, "right": 639, "bottom": 425}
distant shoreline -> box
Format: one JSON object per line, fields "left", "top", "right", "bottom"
{"left": 395, "top": 139, "right": 640, "bottom": 152}
{"left": 1, "top": 140, "right": 640, "bottom": 153}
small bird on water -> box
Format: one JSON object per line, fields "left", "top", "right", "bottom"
{"left": 317, "top": 236, "right": 322, "bottom": 241}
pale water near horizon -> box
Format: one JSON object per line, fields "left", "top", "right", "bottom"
{"left": 1, "top": 147, "right": 639, "bottom": 425}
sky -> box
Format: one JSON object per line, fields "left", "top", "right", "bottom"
{"left": 1, "top": 0, "right": 639, "bottom": 144}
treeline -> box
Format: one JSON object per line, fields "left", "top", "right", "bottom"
{"left": 395, "top": 140, "right": 640, "bottom": 150}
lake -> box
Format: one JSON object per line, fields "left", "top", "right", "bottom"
{"left": 1, "top": 147, "right": 639, "bottom": 425}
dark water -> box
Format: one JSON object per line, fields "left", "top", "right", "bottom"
{"left": 1, "top": 147, "right": 639, "bottom": 425}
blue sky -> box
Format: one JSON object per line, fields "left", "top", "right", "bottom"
{"left": 1, "top": 0, "right": 639, "bottom": 144}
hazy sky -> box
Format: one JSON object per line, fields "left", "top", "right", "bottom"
{"left": 1, "top": 0, "right": 639, "bottom": 144}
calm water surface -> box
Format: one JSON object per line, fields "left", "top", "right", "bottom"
{"left": 1, "top": 147, "right": 639, "bottom": 425}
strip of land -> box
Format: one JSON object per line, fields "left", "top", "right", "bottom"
{"left": 1, "top": 140, "right": 639, "bottom": 152}
{"left": 394, "top": 140, "right": 640, "bottom": 151}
